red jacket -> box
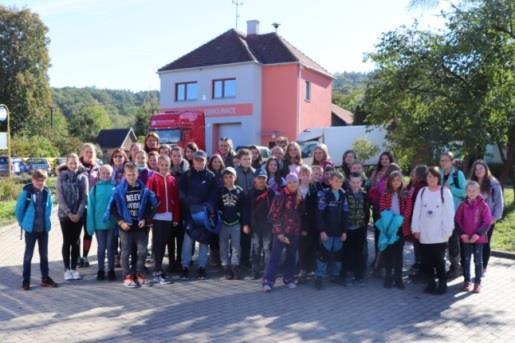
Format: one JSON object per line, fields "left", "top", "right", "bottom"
{"left": 379, "top": 190, "right": 413, "bottom": 238}
{"left": 146, "top": 173, "right": 180, "bottom": 222}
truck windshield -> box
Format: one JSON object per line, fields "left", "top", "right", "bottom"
{"left": 155, "top": 129, "right": 181, "bottom": 144}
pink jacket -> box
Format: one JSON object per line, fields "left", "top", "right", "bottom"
{"left": 455, "top": 195, "right": 493, "bottom": 243}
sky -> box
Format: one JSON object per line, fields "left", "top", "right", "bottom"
{"left": 2, "top": 0, "right": 448, "bottom": 91}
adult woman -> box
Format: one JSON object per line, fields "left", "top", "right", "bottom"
{"left": 57, "top": 153, "right": 89, "bottom": 281}
{"left": 411, "top": 167, "right": 455, "bottom": 295}
{"left": 249, "top": 145, "right": 263, "bottom": 170}
{"left": 470, "top": 160, "right": 504, "bottom": 272}
{"left": 218, "top": 137, "right": 236, "bottom": 167}
{"left": 312, "top": 143, "right": 334, "bottom": 169}
{"left": 110, "top": 148, "right": 128, "bottom": 185}
{"left": 170, "top": 146, "right": 190, "bottom": 180}
{"left": 341, "top": 150, "right": 357, "bottom": 179}
{"left": 144, "top": 132, "right": 160, "bottom": 153}
{"left": 78, "top": 143, "right": 100, "bottom": 267}
{"left": 129, "top": 142, "right": 144, "bottom": 162}
{"left": 281, "top": 142, "right": 303, "bottom": 177}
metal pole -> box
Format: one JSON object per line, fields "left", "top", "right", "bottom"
{"left": 7, "top": 105, "right": 11, "bottom": 178}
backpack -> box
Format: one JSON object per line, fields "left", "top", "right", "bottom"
{"left": 420, "top": 186, "right": 445, "bottom": 204}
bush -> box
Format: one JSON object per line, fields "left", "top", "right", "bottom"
{"left": 0, "top": 178, "right": 22, "bottom": 202}
{"left": 11, "top": 135, "right": 59, "bottom": 157}
{"left": 352, "top": 138, "right": 379, "bottom": 162}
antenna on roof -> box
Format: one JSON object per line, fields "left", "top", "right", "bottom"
{"left": 272, "top": 22, "right": 280, "bottom": 33}
{"left": 232, "top": 0, "right": 244, "bottom": 29}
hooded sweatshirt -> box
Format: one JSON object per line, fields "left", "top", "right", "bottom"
{"left": 56, "top": 165, "right": 89, "bottom": 220}
{"left": 455, "top": 194, "right": 493, "bottom": 244}
{"left": 87, "top": 179, "right": 116, "bottom": 234}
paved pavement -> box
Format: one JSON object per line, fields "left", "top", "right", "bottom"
{"left": 0, "top": 212, "right": 514, "bottom": 343}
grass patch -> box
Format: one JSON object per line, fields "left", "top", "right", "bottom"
{"left": 491, "top": 187, "right": 515, "bottom": 253}
{"left": 0, "top": 200, "right": 16, "bottom": 226}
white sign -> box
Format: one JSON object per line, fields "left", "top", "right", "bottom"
{"left": 0, "top": 132, "right": 7, "bottom": 150}
{"left": 0, "top": 106, "right": 7, "bottom": 122}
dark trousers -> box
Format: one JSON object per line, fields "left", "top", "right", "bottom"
{"left": 96, "top": 229, "right": 115, "bottom": 272}
{"left": 153, "top": 220, "right": 171, "bottom": 273}
{"left": 462, "top": 243, "right": 484, "bottom": 285}
{"left": 166, "top": 222, "right": 184, "bottom": 267}
{"left": 251, "top": 230, "right": 272, "bottom": 275}
{"left": 413, "top": 241, "right": 422, "bottom": 266}
{"left": 483, "top": 224, "right": 495, "bottom": 270}
{"left": 383, "top": 237, "right": 404, "bottom": 280}
{"left": 82, "top": 209, "right": 92, "bottom": 257}
{"left": 448, "top": 226, "right": 461, "bottom": 269}
{"left": 421, "top": 242, "right": 447, "bottom": 284}
{"left": 298, "top": 229, "right": 318, "bottom": 273}
{"left": 23, "top": 231, "right": 49, "bottom": 282}
{"left": 345, "top": 227, "right": 367, "bottom": 279}
{"left": 119, "top": 227, "right": 148, "bottom": 277}
{"left": 60, "top": 218, "right": 83, "bottom": 270}
{"left": 240, "top": 230, "right": 251, "bottom": 267}
{"left": 263, "top": 235, "right": 299, "bottom": 287}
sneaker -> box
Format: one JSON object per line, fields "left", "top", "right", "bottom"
{"left": 96, "top": 271, "right": 105, "bottom": 281}
{"left": 315, "top": 278, "right": 323, "bottom": 290}
{"left": 463, "top": 282, "right": 473, "bottom": 292}
{"left": 263, "top": 284, "right": 272, "bottom": 293}
{"left": 197, "top": 267, "right": 207, "bottom": 280}
{"left": 297, "top": 270, "right": 307, "bottom": 284}
{"left": 224, "top": 267, "right": 233, "bottom": 280}
{"left": 124, "top": 275, "right": 138, "bottom": 288}
{"left": 64, "top": 269, "right": 73, "bottom": 281}
{"left": 107, "top": 271, "right": 117, "bottom": 282}
{"left": 22, "top": 280, "right": 30, "bottom": 291}
{"left": 473, "top": 284, "right": 481, "bottom": 293}
{"left": 233, "top": 266, "right": 243, "bottom": 280}
{"left": 41, "top": 277, "right": 58, "bottom": 288}
{"left": 82, "top": 257, "right": 90, "bottom": 268}
{"left": 153, "top": 272, "right": 173, "bottom": 285}
{"left": 285, "top": 282, "right": 297, "bottom": 289}
{"left": 71, "top": 270, "right": 81, "bottom": 280}
{"left": 137, "top": 273, "right": 152, "bottom": 287}
{"left": 180, "top": 267, "right": 189, "bottom": 279}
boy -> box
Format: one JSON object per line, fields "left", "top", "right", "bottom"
{"left": 349, "top": 161, "right": 371, "bottom": 192}
{"left": 345, "top": 173, "right": 371, "bottom": 285}
{"left": 217, "top": 167, "right": 247, "bottom": 279}
{"left": 235, "top": 148, "right": 255, "bottom": 268}
{"left": 106, "top": 162, "right": 157, "bottom": 288}
{"left": 16, "top": 169, "right": 57, "bottom": 291}
{"left": 317, "top": 165, "right": 335, "bottom": 193}
{"left": 244, "top": 168, "right": 275, "bottom": 279}
{"left": 315, "top": 171, "right": 349, "bottom": 290}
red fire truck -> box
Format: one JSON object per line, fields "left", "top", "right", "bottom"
{"left": 148, "top": 111, "right": 206, "bottom": 150}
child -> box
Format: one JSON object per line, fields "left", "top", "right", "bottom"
{"left": 159, "top": 144, "right": 172, "bottom": 157}
{"left": 311, "top": 165, "right": 324, "bottom": 184}
{"left": 106, "top": 162, "right": 157, "bottom": 288}
{"left": 316, "top": 166, "right": 335, "bottom": 193}
{"left": 147, "top": 155, "right": 180, "bottom": 285}
{"left": 345, "top": 173, "right": 370, "bottom": 285}
{"left": 87, "top": 165, "right": 117, "bottom": 281}
{"left": 378, "top": 171, "right": 412, "bottom": 289}
{"left": 265, "top": 157, "right": 285, "bottom": 195}
{"left": 135, "top": 150, "right": 153, "bottom": 185}
{"left": 16, "top": 170, "right": 57, "bottom": 291}
{"left": 217, "top": 167, "right": 247, "bottom": 279}
{"left": 455, "top": 181, "right": 492, "bottom": 293}
{"left": 235, "top": 148, "right": 255, "bottom": 268}
{"left": 281, "top": 142, "right": 303, "bottom": 176}
{"left": 245, "top": 169, "right": 275, "bottom": 279}
{"left": 148, "top": 151, "right": 160, "bottom": 172}
{"left": 263, "top": 173, "right": 302, "bottom": 292}
{"left": 297, "top": 165, "right": 319, "bottom": 283}
{"left": 315, "top": 171, "right": 349, "bottom": 290}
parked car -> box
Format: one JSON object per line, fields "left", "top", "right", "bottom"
{"left": 11, "top": 157, "right": 28, "bottom": 175}
{"left": 0, "top": 156, "right": 9, "bottom": 177}
{"left": 26, "top": 158, "right": 51, "bottom": 174}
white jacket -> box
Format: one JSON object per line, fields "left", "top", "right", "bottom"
{"left": 411, "top": 186, "right": 455, "bottom": 244}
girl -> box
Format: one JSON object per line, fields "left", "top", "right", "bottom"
{"left": 341, "top": 150, "right": 357, "bottom": 179}
{"left": 129, "top": 143, "right": 144, "bottom": 162}
{"left": 159, "top": 144, "right": 172, "bottom": 158}
{"left": 411, "top": 167, "right": 455, "bottom": 295}
{"left": 250, "top": 145, "right": 263, "bottom": 170}
{"left": 265, "top": 157, "right": 285, "bottom": 195}
{"left": 281, "top": 142, "right": 303, "bottom": 177}
{"left": 78, "top": 143, "right": 100, "bottom": 268}
{"left": 369, "top": 152, "right": 395, "bottom": 188}
{"left": 170, "top": 146, "right": 190, "bottom": 180}
{"left": 110, "top": 148, "right": 128, "bottom": 185}
{"left": 312, "top": 143, "right": 334, "bottom": 169}
{"left": 263, "top": 173, "right": 302, "bottom": 292}
{"left": 208, "top": 154, "right": 225, "bottom": 189}
{"left": 144, "top": 132, "right": 160, "bottom": 153}
{"left": 218, "top": 137, "right": 236, "bottom": 167}
{"left": 148, "top": 151, "right": 160, "bottom": 172}
{"left": 135, "top": 150, "right": 153, "bottom": 185}
{"left": 455, "top": 181, "right": 492, "bottom": 293}
{"left": 378, "top": 171, "right": 413, "bottom": 289}
{"left": 184, "top": 142, "right": 199, "bottom": 166}
{"left": 469, "top": 160, "right": 504, "bottom": 273}
{"left": 57, "top": 153, "right": 89, "bottom": 281}
{"left": 87, "top": 164, "right": 116, "bottom": 281}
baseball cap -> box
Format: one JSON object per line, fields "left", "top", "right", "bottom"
{"left": 193, "top": 150, "right": 207, "bottom": 160}
{"left": 223, "top": 166, "right": 237, "bottom": 176}
{"left": 254, "top": 168, "right": 268, "bottom": 178}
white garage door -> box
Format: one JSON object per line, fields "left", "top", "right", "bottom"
{"left": 218, "top": 123, "right": 244, "bottom": 148}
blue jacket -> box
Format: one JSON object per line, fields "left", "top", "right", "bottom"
{"left": 376, "top": 210, "right": 404, "bottom": 252}
{"left": 87, "top": 180, "right": 116, "bottom": 235}
{"left": 440, "top": 167, "right": 466, "bottom": 209}
{"left": 104, "top": 179, "right": 157, "bottom": 225}
{"left": 316, "top": 188, "right": 349, "bottom": 237}
{"left": 15, "top": 184, "right": 53, "bottom": 233}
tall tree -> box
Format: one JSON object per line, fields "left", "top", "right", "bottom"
{"left": 0, "top": 6, "right": 52, "bottom": 135}
{"left": 69, "top": 104, "right": 112, "bottom": 142}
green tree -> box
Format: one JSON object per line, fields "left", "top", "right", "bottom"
{"left": 69, "top": 104, "right": 112, "bottom": 142}
{"left": 352, "top": 138, "right": 380, "bottom": 162}
{"left": 12, "top": 135, "right": 58, "bottom": 157}
{"left": 0, "top": 6, "right": 52, "bottom": 135}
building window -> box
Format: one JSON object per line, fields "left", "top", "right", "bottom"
{"left": 213, "top": 78, "right": 236, "bottom": 99}
{"left": 175, "top": 82, "right": 198, "bottom": 102}
{"left": 305, "top": 81, "right": 311, "bottom": 101}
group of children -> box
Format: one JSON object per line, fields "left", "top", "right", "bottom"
{"left": 16, "top": 135, "right": 504, "bottom": 296}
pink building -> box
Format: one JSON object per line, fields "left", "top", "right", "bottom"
{"left": 158, "top": 20, "right": 334, "bottom": 153}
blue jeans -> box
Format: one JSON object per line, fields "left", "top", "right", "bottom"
{"left": 462, "top": 243, "right": 484, "bottom": 285}
{"left": 119, "top": 228, "right": 148, "bottom": 277}
{"left": 23, "top": 231, "right": 49, "bottom": 282}
{"left": 181, "top": 232, "right": 208, "bottom": 268}
{"left": 263, "top": 235, "right": 299, "bottom": 288}
{"left": 219, "top": 224, "right": 241, "bottom": 267}
{"left": 251, "top": 230, "right": 272, "bottom": 275}
{"left": 316, "top": 237, "right": 343, "bottom": 278}
{"left": 96, "top": 229, "right": 115, "bottom": 272}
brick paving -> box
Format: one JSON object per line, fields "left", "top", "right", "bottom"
{"left": 0, "top": 213, "right": 514, "bottom": 342}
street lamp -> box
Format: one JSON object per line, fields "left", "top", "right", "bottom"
{"left": 0, "top": 104, "right": 11, "bottom": 178}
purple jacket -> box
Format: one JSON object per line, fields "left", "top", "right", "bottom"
{"left": 455, "top": 195, "right": 493, "bottom": 243}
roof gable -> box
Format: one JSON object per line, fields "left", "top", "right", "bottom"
{"left": 96, "top": 128, "right": 136, "bottom": 149}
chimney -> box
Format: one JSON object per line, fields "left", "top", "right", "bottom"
{"left": 247, "top": 20, "right": 260, "bottom": 35}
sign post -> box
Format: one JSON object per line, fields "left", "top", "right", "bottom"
{"left": 0, "top": 104, "right": 11, "bottom": 178}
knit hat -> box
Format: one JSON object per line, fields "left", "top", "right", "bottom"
{"left": 285, "top": 173, "right": 299, "bottom": 183}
